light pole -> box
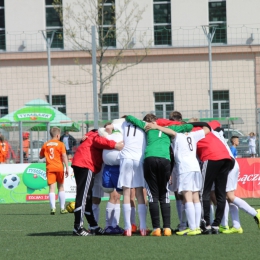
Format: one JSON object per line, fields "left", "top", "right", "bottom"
{"left": 202, "top": 25, "right": 217, "bottom": 118}
{"left": 41, "top": 30, "right": 56, "bottom": 139}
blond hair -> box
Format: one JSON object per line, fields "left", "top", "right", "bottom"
{"left": 188, "top": 117, "right": 199, "bottom": 123}
{"left": 50, "top": 127, "right": 61, "bottom": 138}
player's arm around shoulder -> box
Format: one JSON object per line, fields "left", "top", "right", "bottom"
{"left": 145, "top": 122, "right": 176, "bottom": 137}
{"left": 169, "top": 123, "right": 193, "bottom": 133}
{"left": 126, "top": 115, "right": 146, "bottom": 130}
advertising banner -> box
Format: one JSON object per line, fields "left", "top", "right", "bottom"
{"left": 0, "top": 163, "right": 76, "bottom": 204}
{"left": 235, "top": 158, "right": 260, "bottom": 198}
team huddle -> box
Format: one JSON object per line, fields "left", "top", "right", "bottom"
{"left": 40, "top": 111, "right": 260, "bottom": 237}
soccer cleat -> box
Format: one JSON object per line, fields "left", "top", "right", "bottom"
{"left": 222, "top": 227, "right": 243, "bottom": 234}
{"left": 50, "top": 208, "right": 56, "bottom": 215}
{"left": 73, "top": 227, "right": 92, "bottom": 236}
{"left": 150, "top": 228, "right": 162, "bottom": 237}
{"left": 163, "top": 228, "right": 172, "bottom": 236}
{"left": 196, "top": 228, "right": 202, "bottom": 235}
{"left": 104, "top": 226, "right": 124, "bottom": 235}
{"left": 140, "top": 229, "right": 147, "bottom": 236}
{"left": 219, "top": 225, "right": 229, "bottom": 233}
{"left": 211, "top": 226, "right": 219, "bottom": 235}
{"left": 60, "top": 209, "right": 69, "bottom": 214}
{"left": 90, "top": 227, "right": 106, "bottom": 235}
{"left": 176, "top": 228, "right": 192, "bottom": 236}
{"left": 187, "top": 229, "right": 199, "bottom": 236}
{"left": 131, "top": 224, "right": 138, "bottom": 233}
{"left": 254, "top": 209, "right": 260, "bottom": 229}
{"left": 123, "top": 229, "right": 132, "bottom": 236}
{"left": 114, "top": 225, "right": 124, "bottom": 234}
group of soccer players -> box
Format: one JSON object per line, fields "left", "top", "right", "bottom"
{"left": 70, "top": 110, "right": 260, "bottom": 236}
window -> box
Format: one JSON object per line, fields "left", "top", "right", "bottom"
{"left": 98, "top": 0, "right": 116, "bottom": 47}
{"left": 46, "top": 95, "right": 66, "bottom": 114}
{"left": 45, "top": 0, "right": 63, "bottom": 49}
{"left": 209, "top": 0, "right": 227, "bottom": 44}
{"left": 102, "top": 94, "right": 119, "bottom": 120}
{"left": 154, "top": 92, "right": 174, "bottom": 119}
{"left": 0, "top": 96, "right": 8, "bottom": 117}
{"left": 213, "top": 91, "right": 229, "bottom": 118}
{"left": 153, "top": 0, "right": 171, "bottom": 46}
{"left": 0, "top": 0, "right": 5, "bottom": 51}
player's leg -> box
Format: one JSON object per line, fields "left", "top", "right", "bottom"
{"left": 193, "top": 191, "right": 202, "bottom": 234}
{"left": 210, "top": 190, "right": 217, "bottom": 225}
{"left": 56, "top": 171, "right": 68, "bottom": 214}
{"left": 92, "top": 169, "right": 104, "bottom": 225}
{"left": 227, "top": 191, "right": 260, "bottom": 228}
{"left": 157, "top": 158, "right": 172, "bottom": 236}
{"left": 135, "top": 186, "right": 147, "bottom": 235}
{"left": 144, "top": 157, "right": 161, "bottom": 236}
{"left": 212, "top": 159, "right": 232, "bottom": 233}
{"left": 47, "top": 172, "right": 57, "bottom": 215}
{"left": 122, "top": 186, "right": 132, "bottom": 236}
{"left": 201, "top": 160, "right": 219, "bottom": 234}
{"left": 176, "top": 190, "right": 196, "bottom": 235}
{"left": 130, "top": 188, "right": 137, "bottom": 232}
{"left": 72, "top": 166, "right": 93, "bottom": 236}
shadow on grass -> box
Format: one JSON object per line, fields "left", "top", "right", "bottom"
{"left": 28, "top": 231, "right": 72, "bottom": 236}
{"left": 1, "top": 213, "right": 49, "bottom": 215}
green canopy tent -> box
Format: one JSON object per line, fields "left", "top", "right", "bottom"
{"left": 0, "top": 99, "right": 80, "bottom": 163}
{"left": 0, "top": 99, "right": 80, "bottom": 132}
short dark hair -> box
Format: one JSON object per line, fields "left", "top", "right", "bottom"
{"left": 143, "top": 113, "right": 157, "bottom": 122}
{"left": 103, "top": 122, "right": 112, "bottom": 127}
{"left": 169, "top": 111, "right": 182, "bottom": 121}
{"left": 231, "top": 136, "right": 239, "bottom": 144}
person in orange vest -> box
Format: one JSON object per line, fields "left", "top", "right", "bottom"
{"left": 0, "top": 135, "right": 8, "bottom": 163}
{"left": 22, "top": 132, "right": 30, "bottom": 159}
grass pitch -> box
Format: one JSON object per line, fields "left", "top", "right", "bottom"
{"left": 1, "top": 199, "right": 260, "bottom": 260}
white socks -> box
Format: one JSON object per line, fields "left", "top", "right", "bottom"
{"left": 138, "top": 204, "right": 147, "bottom": 230}
{"left": 92, "top": 203, "right": 100, "bottom": 224}
{"left": 229, "top": 203, "right": 241, "bottom": 229}
{"left": 131, "top": 207, "right": 136, "bottom": 225}
{"left": 106, "top": 202, "right": 115, "bottom": 227}
{"left": 49, "top": 192, "right": 56, "bottom": 209}
{"left": 221, "top": 200, "right": 229, "bottom": 227}
{"left": 112, "top": 204, "right": 121, "bottom": 227}
{"left": 194, "top": 202, "right": 202, "bottom": 229}
{"left": 233, "top": 197, "right": 257, "bottom": 217}
{"left": 185, "top": 202, "right": 196, "bottom": 231}
{"left": 58, "top": 191, "right": 66, "bottom": 210}
{"left": 123, "top": 204, "right": 131, "bottom": 230}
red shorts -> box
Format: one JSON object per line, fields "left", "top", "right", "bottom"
{"left": 47, "top": 171, "right": 64, "bottom": 185}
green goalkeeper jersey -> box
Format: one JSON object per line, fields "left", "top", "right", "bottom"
{"left": 126, "top": 115, "right": 193, "bottom": 160}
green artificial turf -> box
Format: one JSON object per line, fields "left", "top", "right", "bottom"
{"left": 1, "top": 199, "right": 260, "bottom": 260}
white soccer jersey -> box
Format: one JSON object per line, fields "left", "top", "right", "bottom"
{"left": 172, "top": 130, "right": 205, "bottom": 174}
{"left": 113, "top": 120, "right": 146, "bottom": 162}
{"left": 102, "top": 131, "right": 123, "bottom": 165}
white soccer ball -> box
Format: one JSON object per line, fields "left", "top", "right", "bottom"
{"left": 2, "top": 174, "right": 20, "bottom": 190}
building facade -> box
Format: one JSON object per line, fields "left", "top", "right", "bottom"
{"left": 1, "top": 0, "right": 260, "bottom": 137}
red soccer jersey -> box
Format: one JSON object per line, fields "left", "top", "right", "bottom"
{"left": 192, "top": 126, "right": 231, "bottom": 162}
{"left": 72, "top": 130, "right": 116, "bottom": 174}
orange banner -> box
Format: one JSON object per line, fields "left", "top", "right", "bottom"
{"left": 235, "top": 158, "right": 260, "bottom": 198}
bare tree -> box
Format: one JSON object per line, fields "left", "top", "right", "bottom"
{"left": 53, "top": 0, "right": 151, "bottom": 115}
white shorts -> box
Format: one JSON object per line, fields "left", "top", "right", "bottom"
{"left": 249, "top": 146, "right": 256, "bottom": 154}
{"left": 178, "top": 171, "right": 202, "bottom": 194}
{"left": 117, "top": 158, "right": 145, "bottom": 189}
{"left": 92, "top": 170, "right": 104, "bottom": 198}
{"left": 226, "top": 160, "right": 239, "bottom": 192}
{"left": 169, "top": 166, "right": 178, "bottom": 192}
